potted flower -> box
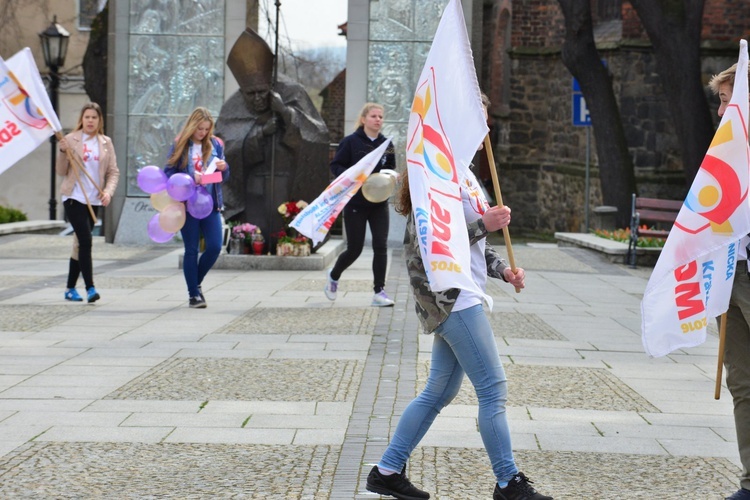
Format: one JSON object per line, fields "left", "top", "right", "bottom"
{"left": 273, "top": 230, "right": 311, "bottom": 257}
{"left": 228, "top": 222, "right": 257, "bottom": 254}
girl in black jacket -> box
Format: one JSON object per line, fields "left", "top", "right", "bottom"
{"left": 325, "top": 103, "right": 396, "bottom": 306}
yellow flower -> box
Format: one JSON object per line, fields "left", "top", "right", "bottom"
{"left": 277, "top": 203, "right": 288, "bottom": 216}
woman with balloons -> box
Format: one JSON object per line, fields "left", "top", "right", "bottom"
{"left": 57, "top": 102, "right": 119, "bottom": 304}
{"left": 163, "top": 106, "right": 228, "bottom": 308}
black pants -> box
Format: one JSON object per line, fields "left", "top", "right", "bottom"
{"left": 64, "top": 199, "right": 99, "bottom": 290}
{"left": 331, "top": 203, "right": 389, "bottom": 293}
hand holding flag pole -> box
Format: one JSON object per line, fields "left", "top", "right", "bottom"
{"left": 484, "top": 134, "right": 521, "bottom": 293}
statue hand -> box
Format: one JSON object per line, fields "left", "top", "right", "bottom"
{"left": 262, "top": 117, "right": 278, "bottom": 136}
{"left": 270, "top": 91, "right": 285, "bottom": 114}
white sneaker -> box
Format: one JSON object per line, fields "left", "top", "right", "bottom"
{"left": 372, "top": 290, "right": 394, "bottom": 307}
{"left": 324, "top": 269, "right": 338, "bottom": 301}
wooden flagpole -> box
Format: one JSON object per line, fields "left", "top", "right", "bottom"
{"left": 715, "top": 312, "right": 727, "bottom": 400}
{"left": 483, "top": 134, "right": 520, "bottom": 293}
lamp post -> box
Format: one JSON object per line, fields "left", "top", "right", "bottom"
{"left": 39, "top": 16, "right": 70, "bottom": 220}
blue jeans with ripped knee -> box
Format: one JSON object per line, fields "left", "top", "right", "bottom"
{"left": 378, "top": 304, "right": 518, "bottom": 484}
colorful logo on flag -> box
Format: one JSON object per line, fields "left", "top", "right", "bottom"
{"left": 408, "top": 72, "right": 457, "bottom": 184}
{"left": 676, "top": 103, "right": 750, "bottom": 235}
{"left": 2, "top": 85, "right": 49, "bottom": 130}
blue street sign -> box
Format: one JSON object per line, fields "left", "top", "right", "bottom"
{"left": 572, "top": 78, "right": 591, "bottom": 126}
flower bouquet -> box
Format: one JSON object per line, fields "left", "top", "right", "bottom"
{"left": 274, "top": 200, "right": 310, "bottom": 256}
{"left": 277, "top": 200, "right": 308, "bottom": 226}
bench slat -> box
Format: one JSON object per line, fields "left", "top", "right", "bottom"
{"left": 629, "top": 194, "right": 681, "bottom": 266}
{"left": 635, "top": 198, "right": 683, "bottom": 211}
{"left": 636, "top": 209, "right": 678, "bottom": 224}
{"left": 639, "top": 229, "right": 669, "bottom": 238}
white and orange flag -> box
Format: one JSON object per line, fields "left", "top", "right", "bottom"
{"left": 0, "top": 47, "right": 61, "bottom": 176}
{"left": 642, "top": 40, "right": 750, "bottom": 357}
{"left": 406, "top": 0, "right": 490, "bottom": 305}
{"left": 291, "top": 139, "right": 391, "bottom": 245}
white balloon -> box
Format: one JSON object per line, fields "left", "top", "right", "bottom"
{"left": 362, "top": 172, "right": 396, "bottom": 203}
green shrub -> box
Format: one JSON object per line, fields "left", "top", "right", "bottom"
{"left": 0, "top": 205, "right": 28, "bottom": 224}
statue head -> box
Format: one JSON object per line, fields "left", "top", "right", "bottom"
{"left": 227, "top": 29, "right": 274, "bottom": 114}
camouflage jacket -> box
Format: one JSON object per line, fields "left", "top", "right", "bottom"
{"left": 404, "top": 212, "right": 509, "bottom": 334}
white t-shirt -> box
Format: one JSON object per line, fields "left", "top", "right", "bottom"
{"left": 64, "top": 134, "right": 102, "bottom": 206}
{"left": 190, "top": 144, "right": 204, "bottom": 173}
{"left": 452, "top": 169, "right": 492, "bottom": 312}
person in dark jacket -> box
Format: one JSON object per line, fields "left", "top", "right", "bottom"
{"left": 325, "top": 103, "right": 397, "bottom": 307}
{"left": 164, "top": 107, "right": 229, "bottom": 309}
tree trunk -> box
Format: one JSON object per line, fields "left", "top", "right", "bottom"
{"left": 83, "top": 3, "right": 108, "bottom": 123}
{"left": 557, "top": 0, "right": 636, "bottom": 228}
{"left": 629, "top": 0, "right": 713, "bottom": 186}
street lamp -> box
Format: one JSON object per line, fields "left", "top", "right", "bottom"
{"left": 39, "top": 16, "right": 70, "bottom": 220}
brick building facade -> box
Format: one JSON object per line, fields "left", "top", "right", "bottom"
{"left": 320, "top": 1, "right": 750, "bottom": 234}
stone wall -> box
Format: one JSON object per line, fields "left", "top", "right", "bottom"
{"left": 320, "top": 69, "right": 347, "bottom": 144}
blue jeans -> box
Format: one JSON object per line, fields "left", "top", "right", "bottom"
{"left": 179, "top": 210, "right": 223, "bottom": 298}
{"left": 379, "top": 304, "right": 518, "bottom": 484}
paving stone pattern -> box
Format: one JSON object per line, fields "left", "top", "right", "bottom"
{"left": 0, "top": 305, "right": 85, "bottom": 332}
{"left": 285, "top": 279, "right": 375, "bottom": 293}
{"left": 222, "top": 308, "right": 378, "bottom": 335}
{"left": 0, "top": 442, "right": 338, "bottom": 499}
{"left": 417, "top": 363, "right": 659, "bottom": 412}
{"left": 488, "top": 312, "right": 567, "bottom": 341}
{"left": 402, "top": 448, "right": 737, "bottom": 499}
{"left": 107, "top": 358, "right": 364, "bottom": 402}
{"left": 0, "top": 234, "right": 743, "bottom": 499}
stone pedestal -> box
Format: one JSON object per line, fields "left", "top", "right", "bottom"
{"left": 592, "top": 206, "right": 618, "bottom": 231}
{"left": 179, "top": 238, "right": 345, "bottom": 271}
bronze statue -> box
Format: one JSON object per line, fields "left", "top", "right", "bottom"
{"left": 215, "top": 28, "right": 330, "bottom": 239}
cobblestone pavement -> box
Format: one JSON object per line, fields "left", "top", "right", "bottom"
{"left": 0, "top": 234, "right": 741, "bottom": 499}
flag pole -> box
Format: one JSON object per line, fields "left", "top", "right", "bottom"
{"left": 483, "top": 134, "right": 520, "bottom": 293}
{"left": 715, "top": 312, "right": 727, "bottom": 400}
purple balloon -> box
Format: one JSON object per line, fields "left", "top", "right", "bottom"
{"left": 137, "top": 166, "right": 167, "bottom": 194}
{"left": 166, "top": 173, "right": 196, "bottom": 202}
{"left": 187, "top": 186, "right": 213, "bottom": 219}
{"left": 147, "top": 213, "right": 175, "bottom": 243}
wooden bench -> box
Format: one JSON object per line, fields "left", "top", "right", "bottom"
{"left": 627, "top": 193, "right": 682, "bottom": 267}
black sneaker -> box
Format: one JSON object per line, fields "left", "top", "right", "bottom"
{"left": 494, "top": 473, "right": 552, "bottom": 500}
{"left": 366, "top": 465, "right": 430, "bottom": 500}
{"left": 197, "top": 285, "right": 205, "bottom": 301}
{"left": 189, "top": 296, "right": 207, "bottom": 309}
